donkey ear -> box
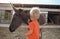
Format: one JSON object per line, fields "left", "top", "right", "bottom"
{"left": 10, "top": 3, "right": 18, "bottom": 12}
{"left": 38, "top": 14, "right": 46, "bottom": 25}
{"left": 18, "top": 9, "right": 23, "bottom": 12}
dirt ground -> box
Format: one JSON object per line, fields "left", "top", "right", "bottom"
{"left": 0, "top": 25, "right": 60, "bottom": 39}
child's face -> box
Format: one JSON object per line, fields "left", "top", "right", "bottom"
{"left": 30, "top": 10, "right": 40, "bottom": 20}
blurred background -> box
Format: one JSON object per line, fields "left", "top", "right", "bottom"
{"left": 0, "top": 0, "right": 60, "bottom": 39}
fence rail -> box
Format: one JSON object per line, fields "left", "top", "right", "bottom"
{"left": 0, "top": 24, "right": 60, "bottom": 28}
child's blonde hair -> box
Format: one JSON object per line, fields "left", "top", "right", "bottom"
{"left": 30, "top": 7, "right": 40, "bottom": 19}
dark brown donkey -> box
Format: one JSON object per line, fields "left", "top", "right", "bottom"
{"left": 9, "top": 4, "right": 46, "bottom": 32}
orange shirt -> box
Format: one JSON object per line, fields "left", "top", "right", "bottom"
{"left": 27, "top": 20, "right": 40, "bottom": 39}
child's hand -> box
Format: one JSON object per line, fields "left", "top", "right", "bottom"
{"left": 25, "top": 33, "right": 28, "bottom": 39}
{"left": 25, "top": 30, "right": 33, "bottom": 36}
